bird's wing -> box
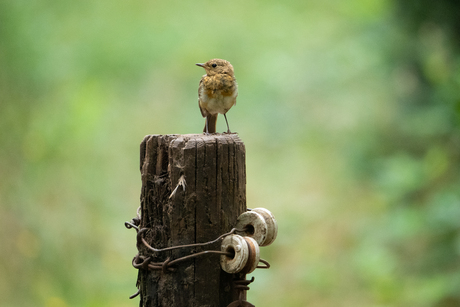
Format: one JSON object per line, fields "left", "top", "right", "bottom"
{"left": 232, "top": 81, "right": 238, "bottom": 106}
{"left": 198, "top": 78, "right": 207, "bottom": 118}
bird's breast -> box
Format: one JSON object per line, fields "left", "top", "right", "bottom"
{"left": 199, "top": 74, "right": 237, "bottom": 114}
{"left": 202, "top": 75, "right": 236, "bottom": 96}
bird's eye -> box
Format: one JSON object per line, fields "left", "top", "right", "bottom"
{"left": 212, "top": 63, "right": 217, "bottom": 68}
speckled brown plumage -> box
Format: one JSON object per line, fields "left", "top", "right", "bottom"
{"left": 196, "top": 59, "right": 238, "bottom": 134}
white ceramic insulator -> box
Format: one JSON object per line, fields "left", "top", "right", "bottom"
{"left": 235, "top": 211, "right": 268, "bottom": 246}
{"left": 220, "top": 235, "right": 249, "bottom": 274}
{"left": 252, "top": 208, "right": 278, "bottom": 246}
{"left": 241, "top": 236, "right": 260, "bottom": 274}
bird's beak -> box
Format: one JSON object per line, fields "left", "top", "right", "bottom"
{"left": 196, "top": 63, "right": 205, "bottom": 68}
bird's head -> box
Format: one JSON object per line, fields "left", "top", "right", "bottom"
{"left": 196, "top": 59, "right": 234, "bottom": 76}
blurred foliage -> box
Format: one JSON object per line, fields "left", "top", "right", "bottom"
{"left": 1, "top": 0, "right": 459, "bottom": 306}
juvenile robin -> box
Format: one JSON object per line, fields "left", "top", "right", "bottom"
{"left": 196, "top": 59, "right": 238, "bottom": 134}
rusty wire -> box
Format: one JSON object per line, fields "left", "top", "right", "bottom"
{"left": 226, "top": 276, "right": 256, "bottom": 307}
{"left": 129, "top": 289, "right": 140, "bottom": 300}
{"left": 125, "top": 208, "right": 271, "bottom": 302}
{"left": 124, "top": 206, "right": 141, "bottom": 231}
{"left": 137, "top": 227, "right": 241, "bottom": 253}
{"left": 257, "top": 258, "right": 270, "bottom": 269}
{"left": 233, "top": 276, "right": 255, "bottom": 291}
{"left": 131, "top": 227, "right": 242, "bottom": 272}
{"left": 124, "top": 221, "right": 139, "bottom": 231}
{"left": 125, "top": 222, "right": 247, "bottom": 270}
{"left": 126, "top": 222, "right": 271, "bottom": 272}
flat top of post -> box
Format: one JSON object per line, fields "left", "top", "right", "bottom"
{"left": 143, "top": 133, "right": 243, "bottom": 143}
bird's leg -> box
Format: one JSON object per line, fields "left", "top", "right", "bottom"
{"left": 204, "top": 116, "right": 210, "bottom": 135}
{"left": 224, "top": 114, "right": 231, "bottom": 134}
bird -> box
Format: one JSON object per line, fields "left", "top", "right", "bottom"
{"left": 196, "top": 59, "right": 238, "bottom": 134}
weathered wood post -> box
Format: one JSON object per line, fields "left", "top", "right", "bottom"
{"left": 137, "top": 133, "right": 246, "bottom": 306}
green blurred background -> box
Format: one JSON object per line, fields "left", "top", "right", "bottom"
{"left": 1, "top": 0, "right": 460, "bottom": 306}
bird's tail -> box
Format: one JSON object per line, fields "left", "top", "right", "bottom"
{"left": 204, "top": 114, "right": 218, "bottom": 133}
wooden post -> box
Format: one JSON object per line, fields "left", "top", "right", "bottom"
{"left": 137, "top": 134, "right": 246, "bottom": 307}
